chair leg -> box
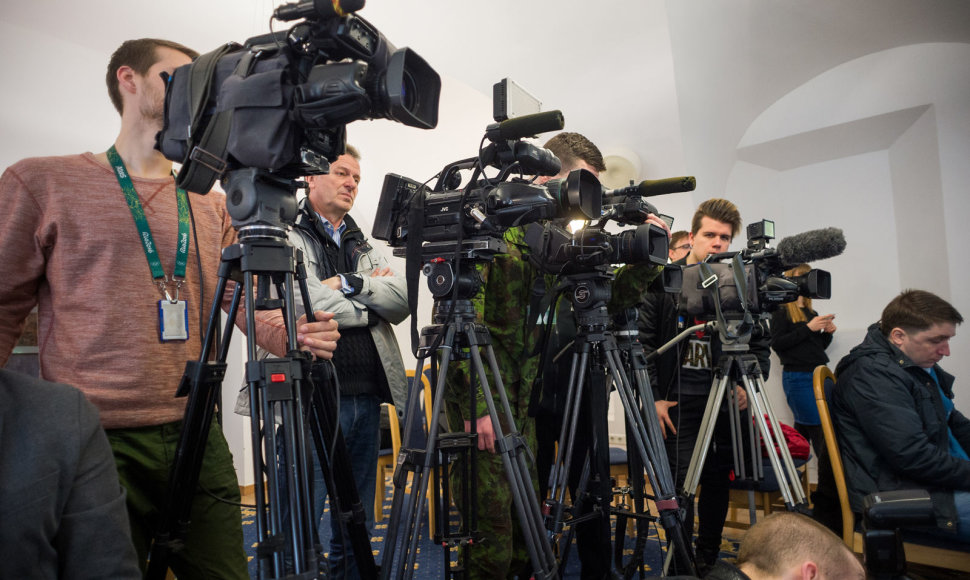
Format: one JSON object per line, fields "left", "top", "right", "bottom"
{"left": 375, "top": 465, "right": 386, "bottom": 523}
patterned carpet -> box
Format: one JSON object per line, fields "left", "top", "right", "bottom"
{"left": 240, "top": 481, "right": 744, "bottom": 579}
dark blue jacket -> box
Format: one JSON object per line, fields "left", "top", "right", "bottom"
{"left": 833, "top": 323, "right": 970, "bottom": 533}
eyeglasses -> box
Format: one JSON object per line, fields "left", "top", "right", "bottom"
{"left": 672, "top": 243, "right": 692, "bottom": 251}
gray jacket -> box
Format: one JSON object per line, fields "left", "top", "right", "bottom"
{"left": 287, "top": 201, "right": 410, "bottom": 412}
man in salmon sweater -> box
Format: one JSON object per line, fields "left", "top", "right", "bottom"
{"left": 0, "top": 38, "right": 340, "bottom": 578}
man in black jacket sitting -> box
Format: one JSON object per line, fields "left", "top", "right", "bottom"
{"left": 833, "top": 289, "right": 969, "bottom": 545}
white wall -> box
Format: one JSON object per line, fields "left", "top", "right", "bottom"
{"left": 727, "top": 44, "right": 970, "bottom": 421}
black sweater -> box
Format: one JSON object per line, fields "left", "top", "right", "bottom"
{"left": 769, "top": 307, "right": 832, "bottom": 373}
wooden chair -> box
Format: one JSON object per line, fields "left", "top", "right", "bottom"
{"left": 377, "top": 368, "right": 436, "bottom": 529}
{"left": 726, "top": 456, "right": 810, "bottom": 527}
{"left": 375, "top": 402, "right": 402, "bottom": 522}
{"left": 812, "top": 365, "right": 970, "bottom": 573}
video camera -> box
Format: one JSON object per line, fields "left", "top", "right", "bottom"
{"left": 155, "top": 0, "right": 441, "bottom": 230}
{"left": 679, "top": 219, "right": 844, "bottom": 322}
{"left": 373, "top": 160, "right": 600, "bottom": 250}
{"left": 524, "top": 176, "right": 696, "bottom": 276}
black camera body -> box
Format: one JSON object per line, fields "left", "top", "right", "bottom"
{"left": 374, "top": 172, "right": 595, "bottom": 246}
{"left": 156, "top": 2, "right": 440, "bottom": 199}
{"left": 524, "top": 220, "right": 669, "bottom": 277}
{"left": 679, "top": 220, "right": 834, "bottom": 320}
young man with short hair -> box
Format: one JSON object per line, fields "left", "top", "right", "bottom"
{"left": 833, "top": 289, "right": 970, "bottom": 544}
{"left": 639, "top": 198, "right": 772, "bottom": 573}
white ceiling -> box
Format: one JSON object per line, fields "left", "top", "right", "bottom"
{"left": 2, "top": 0, "right": 968, "bottom": 184}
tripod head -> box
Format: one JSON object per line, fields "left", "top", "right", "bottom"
{"left": 559, "top": 268, "right": 615, "bottom": 330}
{"left": 223, "top": 168, "right": 301, "bottom": 242}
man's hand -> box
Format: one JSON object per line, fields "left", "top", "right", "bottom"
{"left": 370, "top": 267, "right": 392, "bottom": 277}
{"left": 734, "top": 385, "right": 748, "bottom": 411}
{"left": 645, "top": 213, "right": 671, "bottom": 236}
{"left": 320, "top": 276, "right": 343, "bottom": 291}
{"left": 465, "top": 417, "right": 496, "bottom": 453}
{"left": 297, "top": 311, "right": 339, "bottom": 359}
{"left": 655, "top": 400, "right": 679, "bottom": 438}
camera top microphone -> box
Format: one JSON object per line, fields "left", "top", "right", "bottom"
{"left": 775, "top": 227, "right": 846, "bottom": 268}
{"left": 485, "top": 110, "right": 565, "bottom": 142}
{"left": 274, "top": 0, "right": 365, "bottom": 21}
{"left": 605, "top": 176, "right": 696, "bottom": 198}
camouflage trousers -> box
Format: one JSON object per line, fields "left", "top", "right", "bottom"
{"left": 445, "top": 389, "right": 539, "bottom": 580}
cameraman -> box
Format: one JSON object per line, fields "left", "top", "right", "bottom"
{"left": 530, "top": 132, "right": 670, "bottom": 579}
{"left": 639, "top": 198, "right": 772, "bottom": 574}
{"left": 0, "top": 39, "right": 339, "bottom": 578}
{"left": 443, "top": 131, "right": 667, "bottom": 579}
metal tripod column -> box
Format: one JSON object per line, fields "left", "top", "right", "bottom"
{"left": 611, "top": 322, "right": 697, "bottom": 575}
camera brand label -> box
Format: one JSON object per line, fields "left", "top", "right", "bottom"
{"left": 574, "top": 286, "right": 590, "bottom": 304}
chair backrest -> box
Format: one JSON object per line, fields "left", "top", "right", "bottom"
{"left": 382, "top": 402, "right": 402, "bottom": 455}
{"left": 813, "top": 364, "right": 855, "bottom": 546}
{"left": 404, "top": 369, "right": 433, "bottom": 450}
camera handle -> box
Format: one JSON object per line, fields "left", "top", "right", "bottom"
{"left": 380, "top": 298, "right": 558, "bottom": 580}
{"left": 145, "top": 203, "right": 375, "bottom": 579}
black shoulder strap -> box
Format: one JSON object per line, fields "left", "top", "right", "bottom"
{"left": 175, "top": 42, "right": 245, "bottom": 193}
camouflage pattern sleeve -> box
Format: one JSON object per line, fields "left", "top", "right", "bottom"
{"left": 445, "top": 227, "right": 541, "bottom": 421}
{"left": 609, "top": 263, "right": 663, "bottom": 313}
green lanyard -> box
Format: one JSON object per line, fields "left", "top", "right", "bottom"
{"left": 107, "top": 146, "right": 190, "bottom": 301}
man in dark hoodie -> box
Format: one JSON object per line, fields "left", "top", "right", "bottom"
{"left": 832, "top": 289, "right": 970, "bottom": 544}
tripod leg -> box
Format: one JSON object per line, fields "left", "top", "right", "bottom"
{"left": 473, "top": 337, "right": 558, "bottom": 578}
{"left": 682, "top": 373, "right": 732, "bottom": 499}
{"left": 742, "top": 372, "right": 808, "bottom": 508}
{"left": 606, "top": 349, "right": 696, "bottom": 576}
{"left": 549, "top": 349, "right": 590, "bottom": 535}
{"left": 145, "top": 268, "right": 235, "bottom": 580}
{"left": 304, "top": 366, "right": 379, "bottom": 579}
{"left": 381, "top": 327, "right": 456, "bottom": 580}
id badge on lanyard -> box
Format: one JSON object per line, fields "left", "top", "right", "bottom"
{"left": 107, "top": 146, "right": 191, "bottom": 342}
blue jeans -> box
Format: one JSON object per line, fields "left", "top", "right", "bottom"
{"left": 311, "top": 393, "right": 381, "bottom": 580}
{"left": 782, "top": 370, "right": 821, "bottom": 425}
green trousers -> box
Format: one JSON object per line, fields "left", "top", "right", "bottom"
{"left": 106, "top": 420, "right": 249, "bottom": 580}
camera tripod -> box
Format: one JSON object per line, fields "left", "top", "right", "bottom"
{"left": 543, "top": 271, "right": 696, "bottom": 577}
{"left": 145, "top": 169, "right": 375, "bottom": 580}
{"left": 680, "top": 321, "right": 808, "bottom": 524}
{"left": 380, "top": 257, "right": 558, "bottom": 579}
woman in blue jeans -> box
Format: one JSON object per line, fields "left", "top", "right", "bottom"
{"left": 769, "top": 264, "right": 836, "bottom": 451}
{"left": 770, "top": 263, "right": 840, "bottom": 530}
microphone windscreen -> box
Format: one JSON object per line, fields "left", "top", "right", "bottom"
{"left": 776, "top": 227, "right": 846, "bottom": 268}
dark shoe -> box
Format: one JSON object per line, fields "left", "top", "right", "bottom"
{"left": 694, "top": 545, "right": 720, "bottom": 578}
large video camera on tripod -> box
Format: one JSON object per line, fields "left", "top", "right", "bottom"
{"left": 146, "top": 2, "right": 441, "bottom": 579}
{"left": 675, "top": 220, "right": 845, "bottom": 519}
{"left": 523, "top": 177, "right": 693, "bottom": 276}
{"left": 371, "top": 96, "right": 607, "bottom": 579}
{"left": 680, "top": 220, "right": 838, "bottom": 323}
{"left": 521, "top": 173, "right": 705, "bottom": 574}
